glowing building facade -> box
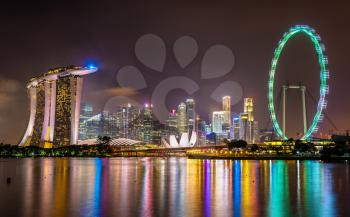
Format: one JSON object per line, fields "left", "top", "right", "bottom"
{"left": 19, "top": 66, "right": 97, "bottom": 147}
{"left": 244, "top": 98, "right": 254, "bottom": 122}
{"left": 177, "top": 102, "right": 187, "bottom": 134}
{"left": 222, "top": 96, "right": 231, "bottom": 126}
{"left": 79, "top": 104, "right": 94, "bottom": 140}
{"left": 239, "top": 98, "right": 259, "bottom": 143}
{"left": 212, "top": 111, "right": 225, "bottom": 134}
{"left": 232, "top": 113, "right": 240, "bottom": 140}
{"left": 186, "top": 98, "right": 195, "bottom": 134}
{"left": 165, "top": 109, "right": 178, "bottom": 136}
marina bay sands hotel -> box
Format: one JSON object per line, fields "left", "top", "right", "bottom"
{"left": 19, "top": 66, "right": 98, "bottom": 148}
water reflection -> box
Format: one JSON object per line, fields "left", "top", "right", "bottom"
{"left": 0, "top": 158, "right": 349, "bottom": 217}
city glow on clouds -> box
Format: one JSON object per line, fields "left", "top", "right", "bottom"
{"left": 94, "top": 87, "right": 138, "bottom": 97}
{"left": 0, "top": 77, "right": 20, "bottom": 105}
{"left": 0, "top": 77, "right": 21, "bottom": 125}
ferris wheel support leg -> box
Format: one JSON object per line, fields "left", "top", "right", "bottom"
{"left": 301, "top": 86, "right": 307, "bottom": 136}
{"left": 282, "top": 85, "right": 287, "bottom": 139}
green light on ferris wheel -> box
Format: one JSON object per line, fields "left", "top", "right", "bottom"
{"left": 268, "top": 25, "right": 329, "bottom": 140}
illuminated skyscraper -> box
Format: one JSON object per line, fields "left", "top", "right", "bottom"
{"left": 186, "top": 98, "right": 196, "bottom": 134}
{"left": 196, "top": 116, "right": 207, "bottom": 146}
{"left": 142, "top": 104, "right": 153, "bottom": 143}
{"left": 244, "top": 98, "right": 254, "bottom": 122}
{"left": 232, "top": 113, "right": 240, "bottom": 140}
{"left": 222, "top": 96, "right": 231, "bottom": 126}
{"left": 177, "top": 102, "right": 187, "bottom": 134}
{"left": 253, "top": 121, "right": 259, "bottom": 143}
{"left": 19, "top": 66, "right": 97, "bottom": 147}
{"left": 240, "top": 98, "right": 258, "bottom": 143}
{"left": 239, "top": 113, "right": 249, "bottom": 141}
{"left": 212, "top": 111, "right": 225, "bottom": 134}
{"left": 123, "top": 104, "right": 141, "bottom": 140}
{"left": 221, "top": 96, "right": 231, "bottom": 136}
{"left": 79, "top": 103, "right": 93, "bottom": 140}
{"left": 100, "top": 111, "right": 118, "bottom": 138}
{"left": 165, "top": 109, "right": 178, "bottom": 136}
{"left": 80, "top": 113, "right": 101, "bottom": 140}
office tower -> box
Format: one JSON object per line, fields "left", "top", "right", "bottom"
{"left": 142, "top": 103, "right": 153, "bottom": 144}
{"left": 177, "top": 102, "right": 187, "bottom": 134}
{"left": 244, "top": 98, "right": 254, "bottom": 122}
{"left": 100, "top": 111, "right": 119, "bottom": 138}
{"left": 232, "top": 113, "right": 240, "bottom": 140}
{"left": 125, "top": 104, "right": 141, "bottom": 140}
{"left": 238, "top": 98, "right": 257, "bottom": 143}
{"left": 204, "top": 124, "right": 211, "bottom": 135}
{"left": 253, "top": 121, "right": 259, "bottom": 143}
{"left": 196, "top": 116, "right": 207, "bottom": 146}
{"left": 151, "top": 119, "right": 163, "bottom": 145}
{"left": 165, "top": 109, "right": 178, "bottom": 136}
{"left": 20, "top": 66, "right": 97, "bottom": 147}
{"left": 222, "top": 96, "right": 231, "bottom": 126}
{"left": 186, "top": 98, "right": 196, "bottom": 133}
{"left": 121, "top": 107, "right": 128, "bottom": 138}
{"left": 239, "top": 113, "right": 249, "bottom": 141}
{"left": 79, "top": 103, "right": 93, "bottom": 140}
{"left": 212, "top": 111, "right": 225, "bottom": 134}
{"left": 86, "top": 113, "right": 102, "bottom": 139}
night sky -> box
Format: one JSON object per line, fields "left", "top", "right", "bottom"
{"left": 1, "top": 0, "right": 349, "bottom": 144}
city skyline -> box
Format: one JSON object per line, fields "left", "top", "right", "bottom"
{"left": 1, "top": 2, "right": 350, "bottom": 217}
{"left": 1, "top": 1, "right": 350, "bottom": 144}
{"left": 4, "top": 59, "right": 342, "bottom": 145}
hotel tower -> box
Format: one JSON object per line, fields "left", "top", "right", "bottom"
{"left": 19, "top": 66, "right": 97, "bottom": 148}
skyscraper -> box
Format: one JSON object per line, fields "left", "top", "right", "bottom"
{"left": 100, "top": 111, "right": 118, "bottom": 138}
{"left": 239, "top": 113, "right": 249, "bottom": 141}
{"left": 232, "top": 113, "right": 240, "bottom": 140}
{"left": 165, "top": 109, "right": 178, "bottom": 136}
{"left": 240, "top": 98, "right": 258, "bottom": 143}
{"left": 81, "top": 113, "right": 102, "bottom": 139}
{"left": 196, "top": 116, "right": 207, "bottom": 146}
{"left": 177, "top": 102, "right": 187, "bottom": 134}
{"left": 142, "top": 104, "right": 153, "bottom": 144}
{"left": 186, "top": 98, "right": 196, "bottom": 134}
{"left": 244, "top": 98, "right": 254, "bottom": 122}
{"left": 124, "top": 104, "right": 141, "bottom": 140}
{"left": 212, "top": 111, "right": 225, "bottom": 134}
{"left": 222, "top": 96, "right": 231, "bottom": 136}
{"left": 222, "top": 96, "right": 231, "bottom": 126}
{"left": 79, "top": 103, "right": 93, "bottom": 140}
{"left": 20, "top": 66, "right": 97, "bottom": 147}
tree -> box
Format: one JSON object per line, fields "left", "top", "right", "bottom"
{"left": 226, "top": 139, "right": 248, "bottom": 150}
{"left": 294, "top": 140, "right": 316, "bottom": 154}
{"left": 236, "top": 140, "right": 248, "bottom": 149}
{"left": 334, "top": 143, "right": 346, "bottom": 156}
{"left": 97, "top": 136, "right": 111, "bottom": 145}
{"left": 250, "top": 144, "right": 259, "bottom": 152}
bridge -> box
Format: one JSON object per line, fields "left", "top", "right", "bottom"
{"left": 111, "top": 145, "right": 226, "bottom": 157}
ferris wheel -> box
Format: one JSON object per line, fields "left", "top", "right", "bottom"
{"left": 268, "top": 25, "right": 329, "bottom": 140}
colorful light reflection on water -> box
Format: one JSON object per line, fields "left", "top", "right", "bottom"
{"left": 0, "top": 158, "right": 349, "bottom": 217}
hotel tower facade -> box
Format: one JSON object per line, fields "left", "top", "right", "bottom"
{"left": 19, "top": 66, "right": 97, "bottom": 148}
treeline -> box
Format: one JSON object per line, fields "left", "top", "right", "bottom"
{"left": 223, "top": 139, "right": 350, "bottom": 157}
{"left": 0, "top": 144, "right": 115, "bottom": 157}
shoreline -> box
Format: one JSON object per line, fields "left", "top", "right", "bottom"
{"left": 1, "top": 154, "right": 350, "bottom": 162}
{"left": 186, "top": 154, "right": 350, "bottom": 161}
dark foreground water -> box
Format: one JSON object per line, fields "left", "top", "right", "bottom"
{"left": 0, "top": 158, "right": 350, "bottom": 217}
